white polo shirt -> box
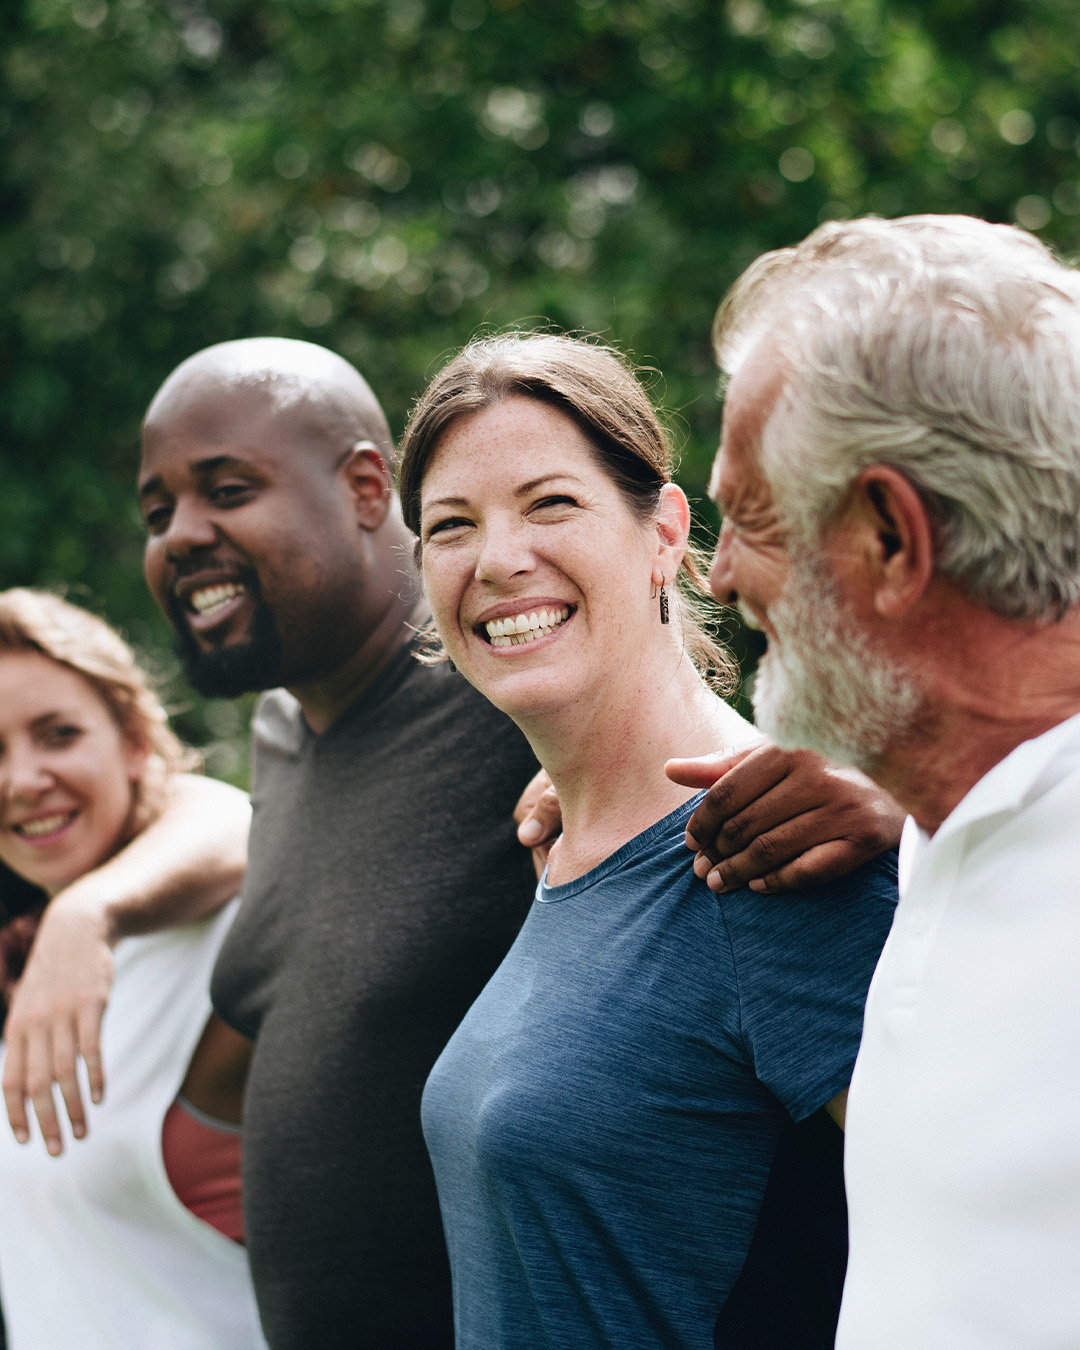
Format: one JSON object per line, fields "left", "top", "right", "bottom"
{"left": 838, "top": 711, "right": 1080, "bottom": 1350}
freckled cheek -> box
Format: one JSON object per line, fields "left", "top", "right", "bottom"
{"left": 422, "top": 557, "right": 468, "bottom": 638}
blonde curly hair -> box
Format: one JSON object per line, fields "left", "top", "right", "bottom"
{"left": 0, "top": 589, "right": 198, "bottom": 838}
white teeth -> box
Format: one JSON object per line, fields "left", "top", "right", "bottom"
{"left": 190, "top": 583, "right": 245, "bottom": 615}
{"left": 484, "top": 606, "right": 570, "bottom": 646}
{"left": 14, "top": 813, "right": 73, "bottom": 838}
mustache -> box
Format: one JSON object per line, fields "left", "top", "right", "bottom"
{"left": 163, "top": 567, "right": 285, "bottom": 698}
{"left": 168, "top": 559, "right": 262, "bottom": 598}
{"left": 735, "top": 599, "right": 763, "bottom": 632}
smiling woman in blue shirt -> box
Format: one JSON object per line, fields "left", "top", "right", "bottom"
{"left": 398, "top": 332, "right": 896, "bottom": 1350}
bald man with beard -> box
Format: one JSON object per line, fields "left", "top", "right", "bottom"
{"left": 4, "top": 338, "right": 903, "bottom": 1350}
{"left": 133, "top": 338, "right": 540, "bottom": 1349}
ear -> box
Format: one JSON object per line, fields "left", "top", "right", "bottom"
{"left": 122, "top": 732, "right": 152, "bottom": 786}
{"left": 341, "top": 443, "right": 394, "bottom": 531}
{"left": 652, "top": 484, "right": 691, "bottom": 586}
{"left": 850, "top": 466, "right": 935, "bottom": 618}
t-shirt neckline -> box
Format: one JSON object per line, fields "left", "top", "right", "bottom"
{"left": 538, "top": 791, "right": 706, "bottom": 904}
{"left": 304, "top": 634, "right": 429, "bottom": 742}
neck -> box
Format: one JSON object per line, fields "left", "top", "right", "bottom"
{"left": 523, "top": 647, "right": 753, "bottom": 884}
{"left": 291, "top": 519, "right": 428, "bottom": 734}
{"left": 873, "top": 599, "right": 1080, "bottom": 834}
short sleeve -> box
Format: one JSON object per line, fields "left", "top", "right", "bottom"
{"left": 719, "top": 854, "right": 898, "bottom": 1121}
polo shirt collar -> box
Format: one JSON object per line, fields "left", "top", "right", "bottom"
{"left": 898, "top": 709, "right": 1080, "bottom": 893}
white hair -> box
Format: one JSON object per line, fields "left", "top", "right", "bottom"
{"left": 714, "top": 214, "right": 1080, "bottom": 620}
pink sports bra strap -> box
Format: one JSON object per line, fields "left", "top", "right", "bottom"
{"left": 161, "top": 1095, "right": 244, "bottom": 1244}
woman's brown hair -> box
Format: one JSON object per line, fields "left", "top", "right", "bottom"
{"left": 398, "top": 332, "right": 735, "bottom": 689}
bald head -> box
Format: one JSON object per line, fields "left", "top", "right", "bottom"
{"left": 138, "top": 337, "right": 423, "bottom": 708}
{"left": 145, "top": 337, "right": 395, "bottom": 468}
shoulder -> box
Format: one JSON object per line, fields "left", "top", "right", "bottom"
{"left": 357, "top": 655, "right": 538, "bottom": 770}
{"left": 552, "top": 796, "right": 735, "bottom": 956}
{"left": 393, "top": 656, "right": 526, "bottom": 736}
{"left": 716, "top": 857, "right": 898, "bottom": 1119}
{"left": 252, "top": 688, "right": 306, "bottom": 757}
{"left": 718, "top": 853, "right": 898, "bottom": 960}
{"left": 715, "top": 855, "right": 897, "bottom": 1057}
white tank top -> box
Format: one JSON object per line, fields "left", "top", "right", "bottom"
{"left": 0, "top": 901, "right": 267, "bottom": 1350}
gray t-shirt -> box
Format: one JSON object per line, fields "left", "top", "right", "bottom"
{"left": 211, "top": 643, "right": 538, "bottom": 1350}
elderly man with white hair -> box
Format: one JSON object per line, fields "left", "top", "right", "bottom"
{"left": 707, "top": 214, "right": 1080, "bottom": 1348}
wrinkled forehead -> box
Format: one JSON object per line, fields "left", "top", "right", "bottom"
{"left": 710, "top": 344, "right": 790, "bottom": 507}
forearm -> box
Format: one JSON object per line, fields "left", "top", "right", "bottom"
{"left": 60, "top": 773, "right": 250, "bottom": 943}
{"left": 3, "top": 773, "right": 250, "bottom": 1150}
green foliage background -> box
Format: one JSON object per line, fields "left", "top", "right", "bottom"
{"left": 4, "top": 0, "right": 1080, "bottom": 775}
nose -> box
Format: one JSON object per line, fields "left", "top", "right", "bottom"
{"left": 161, "top": 494, "right": 219, "bottom": 563}
{"left": 474, "top": 514, "right": 535, "bottom": 586}
{"left": 708, "top": 520, "right": 739, "bottom": 606}
{"left": 1, "top": 740, "right": 53, "bottom": 805}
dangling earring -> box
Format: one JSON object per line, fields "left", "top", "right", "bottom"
{"left": 659, "top": 582, "right": 670, "bottom": 625}
{"left": 448, "top": 658, "right": 457, "bottom": 673}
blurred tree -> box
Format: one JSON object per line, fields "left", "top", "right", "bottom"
{"left": 3, "top": 0, "right": 1080, "bottom": 769}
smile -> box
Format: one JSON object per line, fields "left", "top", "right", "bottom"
{"left": 189, "top": 582, "right": 246, "bottom": 617}
{"left": 12, "top": 811, "right": 77, "bottom": 839}
{"left": 484, "top": 606, "right": 570, "bottom": 647}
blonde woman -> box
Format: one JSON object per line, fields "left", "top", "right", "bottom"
{"left": 0, "top": 589, "right": 264, "bottom": 1350}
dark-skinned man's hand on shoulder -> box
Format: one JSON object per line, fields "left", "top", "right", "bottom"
{"left": 515, "top": 740, "right": 904, "bottom": 890}
{"left": 666, "top": 742, "right": 904, "bottom": 892}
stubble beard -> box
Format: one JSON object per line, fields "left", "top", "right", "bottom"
{"left": 751, "top": 550, "right": 924, "bottom": 774}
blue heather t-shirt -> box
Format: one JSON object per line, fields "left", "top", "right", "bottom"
{"left": 421, "top": 795, "right": 897, "bottom": 1350}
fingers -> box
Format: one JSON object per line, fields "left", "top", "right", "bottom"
{"left": 76, "top": 999, "right": 106, "bottom": 1107}
{"left": 528, "top": 839, "right": 555, "bottom": 882}
{"left": 746, "top": 840, "right": 866, "bottom": 895}
{"left": 0, "top": 894, "right": 116, "bottom": 1151}
{"left": 2, "top": 990, "right": 107, "bottom": 1154}
{"left": 697, "top": 819, "right": 892, "bottom": 895}
{"left": 693, "top": 811, "right": 819, "bottom": 892}
{"left": 2, "top": 1036, "right": 30, "bottom": 1145}
{"left": 665, "top": 743, "right": 759, "bottom": 790}
{"left": 685, "top": 743, "right": 819, "bottom": 854}
{"left": 52, "top": 1015, "right": 88, "bottom": 1143}
{"left": 23, "top": 1017, "right": 67, "bottom": 1156}
{"left": 513, "top": 767, "right": 552, "bottom": 825}
{"left": 517, "top": 784, "right": 562, "bottom": 849}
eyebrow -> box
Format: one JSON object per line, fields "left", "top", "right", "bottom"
{"left": 424, "top": 472, "right": 586, "bottom": 512}
{"left": 138, "top": 455, "right": 255, "bottom": 499}
{"left": 29, "top": 709, "right": 83, "bottom": 731}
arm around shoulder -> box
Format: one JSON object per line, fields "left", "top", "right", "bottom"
{"left": 2, "top": 773, "right": 250, "bottom": 1155}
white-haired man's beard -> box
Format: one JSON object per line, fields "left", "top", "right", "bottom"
{"left": 749, "top": 552, "right": 924, "bottom": 774}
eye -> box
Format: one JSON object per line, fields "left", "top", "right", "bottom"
{"left": 424, "top": 516, "right": 474, "bottom": 542}
{"left": 142, "top": 502, "right": 173, "bottom": 534}
{"left": 530, "top": 495, "right": 580, "bottom": 514}
{"left": 42, "top": 723, "right": 83, "bottom": 748}
{"left": 209, "top": 481, "right": 256, "bottom": 508}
